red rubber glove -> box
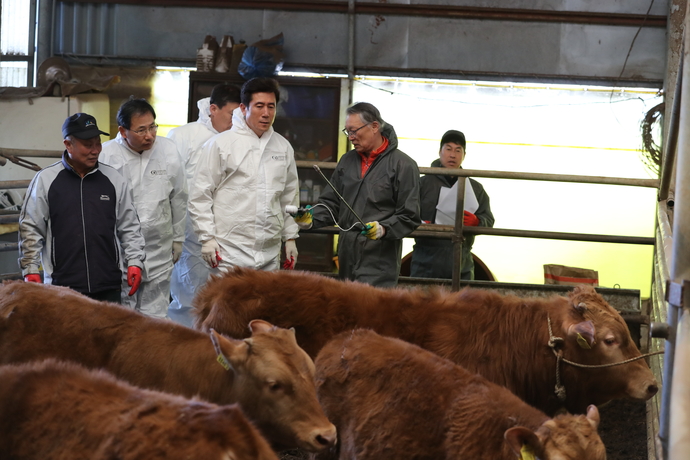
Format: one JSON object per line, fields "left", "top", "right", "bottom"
{"left": 463, "top": 210, "right": 480, "bottom": 227}
{"left": 24, "top": 274, "right": 41, "bottom": 283}
{"left": 127, "top": 266, "right": 142, "bottom": 296}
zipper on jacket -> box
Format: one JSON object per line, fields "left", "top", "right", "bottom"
{"left": 80, "top": 178, "right": 91, "bottom": 292}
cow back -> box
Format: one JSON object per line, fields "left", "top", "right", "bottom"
{"left": 0, "top": 359, "right": 278, "bottom": 460}
{"left": 194, "top": 271, "right": 656, "bottom": 415}
{"left": 0, "top": 281, "right": 336, "bottom": 453}
{"left": 315, "top": 330, "right": 606, "bottom": 460}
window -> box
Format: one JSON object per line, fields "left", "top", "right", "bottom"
{"left": 1, "top": 0, "right": 35, "bottom": 87}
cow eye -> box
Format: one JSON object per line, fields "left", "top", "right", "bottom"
{"left": 604, "top": 337, "right": 616, "bottom": 346}
{"left": 267, "top": 380, "right": 282, "bottom": 392}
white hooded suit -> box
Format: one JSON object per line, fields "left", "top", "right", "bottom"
{"left": 188, "top": 107, "right": 299, "bottom": 273}
{"left": 166, "top": 98, "right": 219, "bottom": 326}
{"left": 100, "top": 134, "right": 187, "bottom": 317}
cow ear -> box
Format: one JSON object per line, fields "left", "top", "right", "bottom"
{"left": 573, "top": 301, "right": 587, "bottom": 315}
{"left": 586, "top": 405, "right": 600, "bottom": 429}
{"left": 567, "top": 320, "right": 596, "bottom": 349}
{"left": 248, "top": 319, "right": 275, "bottom": 334}
{"left": 209, "top": 329, "right": 246, "bottom": 372}
{"left": 504, "top": 426, "right": 543, "bottom": 459}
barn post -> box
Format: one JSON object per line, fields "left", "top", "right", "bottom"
{"left": 666, "top": 15, "right": 690, "bottom": 460}
{"left": 451, "top": 176, "right": 466, "bottom": 291}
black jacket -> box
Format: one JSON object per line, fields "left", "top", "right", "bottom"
{"left": 312, "top": 123, "right": 421, "bottom": 286}
{"left": 410, "top": 158, "right": 494, "bottom": 280}
{"left": 19, "top": 154, "right": 145, "bottom": 293}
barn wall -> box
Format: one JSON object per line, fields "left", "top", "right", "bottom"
{"left": 45, "top": 0, "right": 669, "bottom": 86}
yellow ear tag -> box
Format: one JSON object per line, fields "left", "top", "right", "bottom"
{"left": 577, "top": 333, "right": 592, "bottom": 349}
{"left": 520, "top": 444, "right": 536, "bottom": 460}
{"left": 216, "top": 354, "right": 231, "bottom": 371}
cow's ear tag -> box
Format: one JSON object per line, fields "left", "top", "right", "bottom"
{"left": 209, "top": 328, "right": 232, "bottom": 371}
{"left": 520, "top": 444, "right": 537, "bottom": 460}
{"left": 577, "top": 333, "right": 592, "bottom": 349}
{"left": 216, "top": 354, "right": 231, "bottom": 371}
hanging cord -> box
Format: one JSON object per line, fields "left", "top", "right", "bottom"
{"left": 309, "top": 203, "right": 363, "bottom": 232}
{"left": 547, "top": 315, "right": 664, "bottom": 402}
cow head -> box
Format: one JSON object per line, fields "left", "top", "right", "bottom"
{"left": 505, "top": 405, "right": 605, "bottom": 460}
{"left": 558, "top": 286, "right": 658, "bottom": 410}
{"left": 210, "top": 321, "right": 336, "bottom": 453}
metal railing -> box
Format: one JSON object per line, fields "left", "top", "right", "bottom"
{"left": 297, "top": 160, "right": 658, "bottom": 291}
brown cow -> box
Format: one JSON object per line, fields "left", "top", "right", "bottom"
{"left": 0, "top": 281, "right": 336, "bottom": 453}
{"left": 194, "top": 268, "right": 658, "bottom": 415}
{"left": 0, "top": 359, "right": 278, "bottom": 460}
{"left": 313, "top": 329, "right": 606, "bottom": 460}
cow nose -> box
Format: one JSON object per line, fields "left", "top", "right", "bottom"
{"left": 313, "top": 424, "right": 337, "bottom": 448}
{"left": 647, "top": 383, "right": 659, "bottom": 397}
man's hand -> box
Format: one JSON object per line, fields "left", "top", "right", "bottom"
{"left": 284, "top": 239, "right": 298, "bottom": 269}
{"left": 24, "top": 274, "right": 41, "bottom": 283}
{"left": 127, "top": 266, "right": 142, "bottom": 296}
{"left": 201, "top": 239, "right": 222, "bottom": 268}
{"left": 172, "top": 241, "right": 183, "bottom": 264}
{"left": 362, "top": 221, "right": 385, "bottom": 240}
{"left": 463, "top": 210, "right": 480, "bottom": 227}
{"left": 291, "top": 206, "right": 313, "bottom": 230}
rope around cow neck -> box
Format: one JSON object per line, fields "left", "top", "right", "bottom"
{"left": 546, "top": 315, "right": 664, "bottom": 402}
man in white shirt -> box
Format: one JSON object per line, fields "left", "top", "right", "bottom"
{"left": 100, "top": 98, "right": 187, "bottom": 318}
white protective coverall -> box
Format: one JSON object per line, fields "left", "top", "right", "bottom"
{"left": 188, "top": 107, "right": 299, "bottom": 272}
{"left": 100, "top": 134, "right": 187, "bottom": 317}
{"left": 166, "top": 98, "right": 219, "bottom": 327}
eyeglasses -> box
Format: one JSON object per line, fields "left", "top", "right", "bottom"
{"left": 342, "top": 123, "right": 370, "bottom": 138}
{"left": 129, "top": 124, "right": 159, "bottom": 136}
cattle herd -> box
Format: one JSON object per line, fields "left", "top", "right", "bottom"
{"left": 0, "top": 267, "right": 658, "bottom": 459}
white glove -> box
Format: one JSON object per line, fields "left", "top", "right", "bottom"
{"left": 201, "top": 239, "right": 221, "bottom": 268}
{"left": 172, "top": 241, "right": 183, "bottom": 264}
{"left": 363, "top": 221, "right": 386, "bottom": 240}
{"left": 285, "top": 239, "right": 298, "bottom": 267}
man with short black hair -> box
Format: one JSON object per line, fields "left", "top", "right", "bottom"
{"left": 19, "top": 113, "right": 145, "bottom": 303}
{"left": 293, "top": 102, "right": 421, "bottom": 287}
{"left": 188, "top": 77, "right": 299, "bottom": 274}
{"left": 100, "top": 99, "right": 187, "bottom": 318}
{"left": 167, "top": 84, "right": 241, "bottom": 326}
{"left": 410, "top": 129, "right": 494, "bottom": 280}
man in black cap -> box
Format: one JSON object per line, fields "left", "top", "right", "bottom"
{"left": 18, "top": 113, "right": 146, "bottom": 302}
{"left": 410, "top": 129, "right": 494, "bottom": 280}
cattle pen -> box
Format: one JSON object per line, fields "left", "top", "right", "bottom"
{"left": 0, "top": 144, "right": 669, "bottom": 460}
{"left": 293, "top": 150, "right": 667, "bottom": 460}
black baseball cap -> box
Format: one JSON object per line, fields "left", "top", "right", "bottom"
{"left": 440, "top": 130, "right": 466, "bottom": 150}
{"left": 62, "top": 113, "right": 109, "bottom": 140}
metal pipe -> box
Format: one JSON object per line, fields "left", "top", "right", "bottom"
{"left": 296, "top": 161, "right": 660, "bottom": 188}
{"left": 71, "top": 0, "right": 668, "bottom": 27}
{"left": 0, "top": 148, "right": 62, "bottom": 158}
{"left": 0, "top": 181, "right": 33, "bottom": 189}
{"left": 304, "top": 224, "right": 654, "bottom": 245}
{"left": 660, "top": 49, "right": 684, "bottom": 202}
{"left": 665, "top": 19, "right": 690, "bottom": 459}
{"left": 451, "top": 178, "right": 466, "bottom": 291}
{"left": 0, "top": 243, "right": 18, "bottom": 253}
{"left": 347, "top": 0, "right": 355, "bottom": 106}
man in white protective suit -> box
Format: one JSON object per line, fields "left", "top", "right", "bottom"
{"left": 166, "top": 84, "right": 241, "bottom": 327}
{"left": 188, "top": 77, "right": 299, "bottom": 275}
{"left": 100, "top": 98, "right": 187, "bottom": 318}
